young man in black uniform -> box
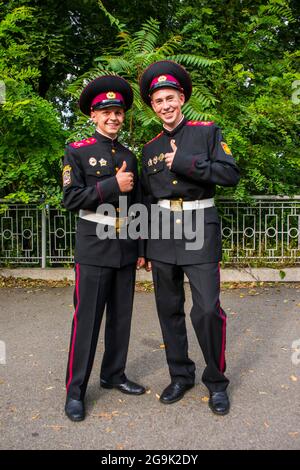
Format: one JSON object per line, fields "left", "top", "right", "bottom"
{"left": 63, "top": 75, "right": 146, "bottom": 422}
{"left": 140, "top": 61, "right": 240, "bottom": 415}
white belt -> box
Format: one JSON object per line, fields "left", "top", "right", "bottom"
{"left": 79, "top": 209, "right": 130, "bottom": 228}
{"left": 157, "top": 198, "right": 214, "bottom": 211}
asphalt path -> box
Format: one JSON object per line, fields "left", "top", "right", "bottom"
{"left": 0, "top": 283, "right": 299, "bottom": 450}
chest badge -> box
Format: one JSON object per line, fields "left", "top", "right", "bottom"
{"left": 99, "top": 158, "right": 108, "bottom": 166}
{"left": 89, "top": 157, "right": 97, "bottom": 166}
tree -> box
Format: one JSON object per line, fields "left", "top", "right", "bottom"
{"left": 67, "top": 0, "right": 300, "bottom": 198}
{"left": 67, "top": 1, "right": 219, "bottom": 157}
{"left": 173, "top": 0, "right": 300, "bottom": 197}
{"left": 1, "top": 0, "right": 299, "bottom": 204}
{"left": 0, "top": 4, "right": 66, "bottom": 205}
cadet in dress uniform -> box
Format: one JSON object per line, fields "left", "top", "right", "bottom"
{"left": 139, "top": 61, "right": 240, "bottom": 415}
{"left": 63, "top": 75, "right": 146, "bottom": 422}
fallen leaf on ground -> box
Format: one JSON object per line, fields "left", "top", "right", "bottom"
{"left": 244, "top": 420, "right": 252, "bottom": 426}
{"left": 156, "top": 394, "right": 160, "bottom": 400}
{"left": 45, "top": 425, "right": 67, "bottom": 430}
{"left": 288, "top": 432, "right": 299, "bottom": 437}
{"left": 290, "top": 375, "right": 298, "bottom": 382}
{"left": 0, "top": 276, "right": 74, "bottom": 289}
{"left": 201, "top": 396, "right": 209, "bottom": 403}
{"left": 91, "top": 411, "right": 119, "bottom": 420}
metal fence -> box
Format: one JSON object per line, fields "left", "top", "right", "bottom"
{"left": 0, "top": 197, "right": 299, "bottom": 266}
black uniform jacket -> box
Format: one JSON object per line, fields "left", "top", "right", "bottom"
{"left": 63, "top": 131, "right": 143, "bottom": 268}
{"left": 141, "top": 118, "right": 240, "bottom": 265}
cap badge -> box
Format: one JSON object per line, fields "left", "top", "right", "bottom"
{"left": 158, "top": 75, "right": 167, "bottom": 82}
{"left": 106, "top": 91, "right": 116, "bottom": 99}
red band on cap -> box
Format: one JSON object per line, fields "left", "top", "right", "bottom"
{"left": 150, "top": 74, "right": 181, "bottom": 90}
{"left": 91, "top": 91, "right": 124, "bottom": 107}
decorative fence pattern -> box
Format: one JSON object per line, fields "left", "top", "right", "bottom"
{"left": 219, "top": 197, "right": 300, "bottom": 264}
{"left": 0, "top": 197, "right": 299, "bottom": 266}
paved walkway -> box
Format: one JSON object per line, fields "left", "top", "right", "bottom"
{"left": 1, "top": 267, "right": 300, "bottom": 282}
{"left": 0, "top": 283, "right": 299, "bottom": 450}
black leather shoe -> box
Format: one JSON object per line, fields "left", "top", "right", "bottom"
{"left": 160, "top": 382, "right": 194, "bottom": 404}
{"left": 65, "top": 397, "right": 85, "bottom": 422}
{"left": 100, "top": 378, "right": 146, "bottom": 395}
{"left": 209, "top": 391, "right": 230, "bottom": 415}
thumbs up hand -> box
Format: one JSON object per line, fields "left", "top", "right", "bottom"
{"left": 118, "top": 160, "right": 127, "bottom": 173}
{"left": 116, "top": 160, "right": 134, "bottom": 192}
{"left": 165, "top": 139, "right": 177, "bottom": 169}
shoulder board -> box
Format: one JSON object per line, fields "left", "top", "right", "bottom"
{"left": 186, "top": 120, "right": 214, "bottom": 127}
{"left": 144, "top": 131, "right": 163, "bottom": 146}
{"left": 70, "top": 137, "right": 97, "bottom": 149}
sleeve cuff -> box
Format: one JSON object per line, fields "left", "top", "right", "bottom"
{"left": 96, "top": 176, "right": 121, "bottom": 203}
{"left": 172, "top": 151, "right": 209, "bottom": 177}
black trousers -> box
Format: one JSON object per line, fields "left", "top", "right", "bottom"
{"left": 151, "top": 261, "right": 229, "bottom": 393}
{"left": 66, "top": 263, "right": 136, "bottom": 400}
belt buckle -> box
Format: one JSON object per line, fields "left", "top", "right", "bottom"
{"left": 115, "top": 218, "right": 121, "bottom": 230}
{"left": 170, "top": 199, "right": 183, "bottom": 211}
{"left": 115, "top": 217, "right": 126, "bottom": 230}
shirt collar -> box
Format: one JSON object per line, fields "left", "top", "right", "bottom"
{"left": 163, "top": 116, "right": 186, "bottom": 137}
{"left": 94, "top": 128, "right": 118, "bottom": 144}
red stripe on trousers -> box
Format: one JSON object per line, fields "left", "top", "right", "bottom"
{"left": 218, "top": 263, "right": 226, "bottom": 373}
{"left": 66, "top": 263, "right": 80, "bottom": 393}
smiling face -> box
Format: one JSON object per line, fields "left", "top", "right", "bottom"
{"left": 90, "top": 106, "right": 125, "bottom": 138}
{"left": 151, "top": 88, "right": 185, "bottom": 129}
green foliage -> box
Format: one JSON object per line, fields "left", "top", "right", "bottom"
{"left": 0, "top": 86, "right": 66, "bottom": 206}
{"left": 0, "top": 0, "right": 299, "bottom": 206}
{"left": 67, "top": 13, "right": 218, "bottom": 152}
{"left": 172, "top": 0, "right": 300, "bottom": 198}
{"left": 0, "top": 3, "right": 66, "bottom": 206}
